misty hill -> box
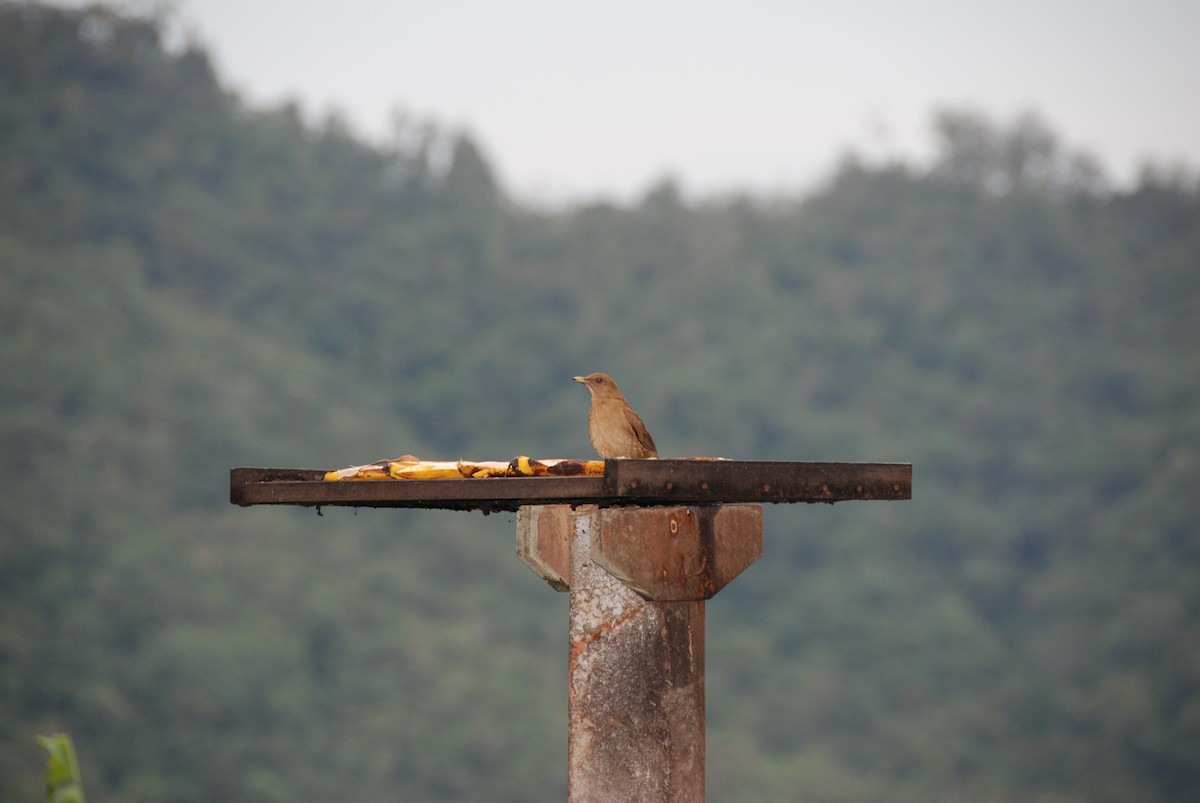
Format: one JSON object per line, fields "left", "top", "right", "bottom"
{"left": 2, "top": 3, "right": 1198, "bottom": 801}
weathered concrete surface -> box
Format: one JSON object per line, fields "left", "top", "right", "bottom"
{"left": 592, "top": 505, "right": 763, "bottom": 601}
{"left": 567, "top": 505, "right": 705, "bottom": 802}
{"left": 516, "top": 504, "right": 572, "bottom": 591}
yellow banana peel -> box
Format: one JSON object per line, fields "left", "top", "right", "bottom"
{"left": 325, "top": 456, "right": 606, "bottom": 481}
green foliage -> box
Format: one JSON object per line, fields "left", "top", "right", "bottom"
{"left": 2, "top": 3, "right": 1198, "bottom": 801}
{"left": 38, "top": 732, "right": 86, "bottom": 803}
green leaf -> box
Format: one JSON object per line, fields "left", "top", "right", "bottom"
{"left": 36, "top": 733, "right": 86, "bottom": 803}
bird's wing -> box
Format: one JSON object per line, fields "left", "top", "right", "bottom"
{"left": 624, "top": 407, "right": 658, "bottom": 455}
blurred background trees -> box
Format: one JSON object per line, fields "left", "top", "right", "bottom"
{"left": 2, "top": 3, "right": 1197, "bottom": 800}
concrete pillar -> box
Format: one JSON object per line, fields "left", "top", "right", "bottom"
{"left": 516, "top": 503, "right": 763, "bottom": 802}
{"left": 567, "top": 505, "right": 705, "bottom": 802}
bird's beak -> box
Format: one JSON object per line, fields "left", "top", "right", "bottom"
{"left": 572, "top": 376, "right": 587, "bottom": 384}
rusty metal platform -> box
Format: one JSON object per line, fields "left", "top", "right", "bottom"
{"left": 230, "top": 460, "right": 911, "bottom": 512}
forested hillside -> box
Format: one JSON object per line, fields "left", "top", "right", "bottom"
{"left": 2, "top": 3, "right": 1198, "bottom": 801}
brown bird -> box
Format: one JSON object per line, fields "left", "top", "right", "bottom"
{"left": 573, "top": 372, "right": 659, "bottom": 458}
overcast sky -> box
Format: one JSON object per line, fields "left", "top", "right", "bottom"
{"left": 95, "top": 0, "right": 1200, "bottom": 201}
